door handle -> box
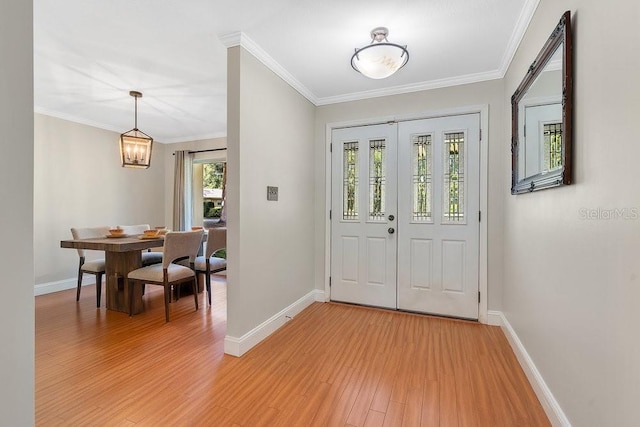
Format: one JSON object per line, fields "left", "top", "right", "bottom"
{"left": 388, "top": 228, "right": 395, "bottom": 234}
{"left": 388, "top": 215, "right": 395, "bottom": 221}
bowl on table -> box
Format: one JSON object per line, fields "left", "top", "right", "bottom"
{"left": 143, "top": 229, "right": 159, "bottom": 237}
{"left": 108, "top": 228, "right": 125, "bottom": 237}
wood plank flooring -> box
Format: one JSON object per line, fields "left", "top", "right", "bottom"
{"left": 36, "top": 278, "right": 549, "bottom": 426}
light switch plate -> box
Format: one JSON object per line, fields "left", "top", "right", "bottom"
{"left": 267, "top": 186, "right": 278, "bottom": 201}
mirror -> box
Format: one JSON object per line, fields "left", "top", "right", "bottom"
{"left": 511, "top": 11, "right": 573, "bottom": 194}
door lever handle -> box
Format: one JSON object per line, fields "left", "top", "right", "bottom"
{"left": 388, "top": 228, "right": 395, "bottom": 234}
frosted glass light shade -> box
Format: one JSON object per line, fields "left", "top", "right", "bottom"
{"left": 351, "top": 42, "right": 409, "bottom": 79}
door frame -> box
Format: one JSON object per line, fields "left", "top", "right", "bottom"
{"left": 323, "top": 105, "right": 490, "bottom": 324}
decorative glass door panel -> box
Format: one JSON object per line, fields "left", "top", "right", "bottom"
{"left": 412, "top": 134, "right": 432, "bottom": 222}
{"left": 369, "top": 139, "right": 386, "bottom": 221}
{"left": 543, "top": 122, "right": 562, "bottom": 172}
{"left": 342, "top": 141, "right": 359, "bottom": 220}
{"left": 443, "top": 132, "right": 466, "bottom": 224}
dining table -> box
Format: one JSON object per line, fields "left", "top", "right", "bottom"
{"left": 60, "top": 234, "right": 166, "bottom": 314}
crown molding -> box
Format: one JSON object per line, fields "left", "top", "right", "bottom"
{"left": 34, "top": 106, "right": 123, "bottom": 135}
{"left": 159, "top": 132, "right": 227, "bottom": 144}
{"left": 220, "top": 31, "right": 504, "bottom": 107}
{"left": 219, "top": 31, "right": 318, "bottom": 105}
{"left": 219, "top": 31, "right": 242, "bottom": 48}
{"left": 498, "top": 0, "right": 541, "bottom": 76}
{"left": 315, "top": 70, "right": 503, "bottom": 106}
{"left": 34, "top": 106, "right": 226, "bottom": 144}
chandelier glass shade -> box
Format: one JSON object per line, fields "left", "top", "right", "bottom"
{"left": 120, "top": 91, "right": 153, "bottom": 169}
{"left": 351, "top": 27, "right": 409, "bottom": 79}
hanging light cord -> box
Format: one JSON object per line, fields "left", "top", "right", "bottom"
{"left": 133, "top": 95, "right": 138, "bottom": 130}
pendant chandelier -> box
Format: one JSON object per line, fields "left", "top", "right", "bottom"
{"left": 351, "top": 27, "right": 409, "bottom": 79}
{"left": 120, "top": 91, "right": 153, "bottom": 169}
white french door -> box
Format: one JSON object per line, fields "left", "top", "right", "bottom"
{"left": 331, "top": 114, "right": 480, "bottom": 319}
{"left": 396, "top": 114, "right": 480, "bottom": 319}
{"left": 330, "top": 124, "right": 398, "bottom": 308}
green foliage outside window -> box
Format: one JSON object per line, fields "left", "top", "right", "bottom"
{"left": 345, "top": 147, "right": 358, "bottom": 218}
{"left": 213, "top": 248, "right": 226, "bottom": 259}
{"left": 203, "top": 162, "right": 225, "bottom": 189}
{"left": 371, "top": 147, "right": 384, "bottom": 216}
{"left": 416, "top": 142, "right": 429, "bottom": 217}
{"left": 203, "top": 162, "right": 225, "bottom": 219}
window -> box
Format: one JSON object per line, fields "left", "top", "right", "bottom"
{"left": 343, "top": 141, "right": 359, "bottom": 220}
{"left": 443, "top": 132, "right": 465, "bottom": 222}
{"left": 203, "top": 162, "right": 226, "bottom": 219}
{"left": 543, "top": 122, "right": 562, "bottom": 172}
{"left": 369, "top": 139, "right": 386, "bottom": 221}
{"left": 412, "top": 134, "right": 432, "bottom": 222}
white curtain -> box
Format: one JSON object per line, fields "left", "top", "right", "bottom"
{"left": 173, "top": 150, "right": 194, "bottom": 231}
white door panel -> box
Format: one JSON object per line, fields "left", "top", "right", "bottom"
{"left": 330, "top": 124, "right": 397, "bottom": 308}
{"left": 409, "top": 238, "right": 432, "bottom": 289}
{"left": 397, "top": 114, "right": 480, "bottom": 319}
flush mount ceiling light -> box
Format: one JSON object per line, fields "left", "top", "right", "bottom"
{"left": 119, "top": 91, "right": 153, "bottom": 169}
{"left": 351, "top": 27, "right": 409, "bottom": 79}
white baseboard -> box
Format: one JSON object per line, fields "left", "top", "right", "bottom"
{"left": 224, "top": 289, "right": 323, "bottom": 357}
{"left": 490, "top": 310, "right": 571, "bottom": 427}
{"left": 487, "top": 309, "right": 503, "bottom": 326}
{"left": 34, "top": 277, "right": 96, "bottom": 296}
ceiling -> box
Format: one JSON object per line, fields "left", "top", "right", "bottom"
{"left": 34, "top": 0, "right": 537, "bottom": 143}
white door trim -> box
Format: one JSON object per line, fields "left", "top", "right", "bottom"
{"left": 324, "top": 105, "right": 490, "bottom": 324}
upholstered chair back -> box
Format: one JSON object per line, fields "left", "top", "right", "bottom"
{"left": 162, "top": 230, "right": 204, "bottom": 268}
{"left": 70, "top": 226, "right": 110, "bottom": 258}
{"left": 205, "top": 227, "right": 226, "bottom": 259}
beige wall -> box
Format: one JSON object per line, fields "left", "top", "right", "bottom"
{"left": 34, "top": 114, "right": 166, "bottom": 287}
{"left": 226, "top": 46, "right": 316, "bottom": 338}
{"left": 503, "top": 0, "right": 640, "bottom": 425}
{"left": 0, "top": 0, "right": 34, "bottom": 423}
{"left": 314, "top": 80, "right": 505, "bottom": 310}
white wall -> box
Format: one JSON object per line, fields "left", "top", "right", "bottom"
{"left": 34, "top": 114, "right": 166, "bottom": 290}
{"left": 314, "top": 80, "right": 505, "bottom": 311}
{"left": 503, "top": 0, "right": 640, "bottom": 425}
{"left": 0, "top": 0, "right": 34, "bottom": 423}
{"left": 226, "top": 46, "right": 316, "bottom": 340}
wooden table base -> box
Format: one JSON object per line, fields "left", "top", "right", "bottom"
{"left": 105, "top": 251, "right": 144, "bottom": 314}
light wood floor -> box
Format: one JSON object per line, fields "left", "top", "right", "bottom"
{"left": 36, "top": 278, "right": 549, "bottom": 426}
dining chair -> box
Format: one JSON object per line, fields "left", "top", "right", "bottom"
{"left": 117, "top": 224, "right": 163, "bottom": 266}
{"left": 127, "top": 230, "right": 204, "bottom": 322}
{"left": 195, "top": 227, "right": 226, "bottom": 306}
{"left": 71, "top": 226, "right": 110, "bottom": 307}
